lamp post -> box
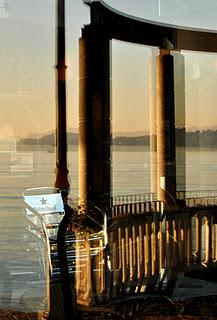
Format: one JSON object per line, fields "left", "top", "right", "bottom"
{"left": 54, "top": 1, "right": 79, "bottom": 319}
{"left": 54, "top": 0, "right": 70, "bottom": 195}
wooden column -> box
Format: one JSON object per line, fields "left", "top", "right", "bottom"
{"left": 148, "top": 48, "right": 158, "bottom": 196}
{"left": 156, "top": 49, "right": 176, "bottom": 205}
{"left": 79, "top": 27, "right": 111, "bottom": 216}
{"left": 173, "top": 51, "right": 186, "bottom": 194}
{"left": 207, "top": 214, "right": 212, "bottom": 263}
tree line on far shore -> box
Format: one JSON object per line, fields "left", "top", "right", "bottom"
{"left": 17, "top": 128, "right": 217, "bottom": 148}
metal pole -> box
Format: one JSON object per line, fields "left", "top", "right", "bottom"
{"left": 57, "top": 205, "right": 78, "bottom": 319}
{"left": 54, "top": 0, "right": 70, "bottom": 194}
{"left": 53, "top": 2, "right": 78, "bottom": 320}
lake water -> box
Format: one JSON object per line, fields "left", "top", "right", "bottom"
{"left": 1, "top": 145, "right": 217, "bottom": 242}
{"left": 1, "top": 145, "right": 217, "bottom": 310}
{"left": 1, "top": 145, "right": 217, "bottom": 199}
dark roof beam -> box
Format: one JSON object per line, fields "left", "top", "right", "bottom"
{"left": 83, "top": 0, "right": 217, "bottom": 52}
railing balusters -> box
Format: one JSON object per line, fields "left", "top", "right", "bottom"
{"left": 208, "top": 214, "right": 212, "bottom": 263}
{"left": 121, "top": 235, "right": 126, "bottom": 286}
{"left": 107, "top": 191, "right": 217, "bottom": 299}
{"left": 132, "top": 224, "right": 137, "bottom": 292}
{"left": 146, "top": 218, "right": 152, "bottom": 280}
{"left": 129, "top": 225, "right": 133, "bottom": 286}
{"left": 196, "top": 215, "right": 202, "bottom": 265}
{"left": 138, "top": 224, "right": 144, "bottom": 291}
{"left": 186, "top": 213, "right": 193, "bottom": 266}
{"left": 125, "top": 225, "right": 130, "bottom": 290}
{"left": 215, "top": 224, "right": 217, "bottom": 261}
{"left": 112, "top": 226, "right": 119, "bottom": 296}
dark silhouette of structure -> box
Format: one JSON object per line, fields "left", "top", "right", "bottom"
{"left": 74, "top": 0, "right": 217, "bottom": 306}
{"left": 79, "top": 0, "right": 217, "bottom": 210}
{"left": 49, "top": 0, "right": 217, "bottom": 315}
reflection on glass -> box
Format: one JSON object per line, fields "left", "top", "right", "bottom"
{"left": 104, "top": 0, "right": 217, "bottom": 30}
{"left": 183, "top": 51, "right": 217, "bottom": 192}
{"left": 2, "top": 0, "right": 217, "bottom": 318}
{"left": 0, "top": 1, "right": 56, "bottom": 317}
{"left": 111, "top": 40, "right": 152, "bottom": 196}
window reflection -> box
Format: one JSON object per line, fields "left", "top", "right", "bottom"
{"left": 111, "top": 40, "right": 151, "bottom": 196}
{"left": 2, "top": 0, "right": 217, "bottom": 318}
{"left": 0, "top": 1, "right": 56, "bottom": 315}
{"left": 183, "top": 51, "right": 217, "bottom": 192}
{"left": 104, "top": 0, "right": 217, "bottom": 30}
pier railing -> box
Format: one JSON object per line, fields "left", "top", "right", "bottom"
{"left": 111, "top": 191, "right": 217, "bottom": 214}
{"left": 65, "top": 191, "right": 217, "bottom": 304}
{"left": 185, "top": 196, "right": 217, "bottom": 207}
{"left": 102, "top": 191, "right": 217, "bottom": 298}
{"left": 177, "top": 190, "right": 217, "bottom": 200}
{"left": 107, "top": 208, "right": 217, "bottom": 298}
{"left": 177, "top": 190, "right": 217, "bottom": 207}
{"left": 112, "top": 200, "right": 163, "bottom": 218}
{"left": 112, "top": 193, "right": 156, "bottom": 206}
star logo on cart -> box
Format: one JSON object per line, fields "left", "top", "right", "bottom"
{"left": 40, "top": 197, "right": 47, "bottom": 205}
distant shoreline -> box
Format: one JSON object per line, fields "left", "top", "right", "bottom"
{"left": 17, "top": 128, "right": 217, "bottom": 149}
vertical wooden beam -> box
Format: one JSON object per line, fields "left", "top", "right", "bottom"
{"left": 156, "top": 49, "right": 176, "bottom": 205}
{"left": 79, "top": 27, "right": 111, "bottom": 217}
{"left": 197, "top": 215, "right": 202, "bottom": 264}
{"left": 173, "top": 51, "right": 186, "bottom": 194}
{"left": 207, "top": 214, "right": 212, "bottom": 263}
{"left": 148, "top": 48, "right": 158, "bottom": 195}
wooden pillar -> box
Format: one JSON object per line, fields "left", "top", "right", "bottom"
{"left": 156, "top": 49, "right": 176, "bottom": 206}
{"left": 185, "top": 213, "right": 192, "bottom": 265}
{"left": 173, "top": 51, "right": 186, "bottom": 195}
{"left": 79, "top": 27, "right": 111, "bottom": 216}
{"left": 196, "top": 215, "right": 202, "bottom": 264}
{"left": 207, "top": 214, "right": 212, "bottom": 263}
{"left": 148, "top": 48, "right": 158, "bottom": 196}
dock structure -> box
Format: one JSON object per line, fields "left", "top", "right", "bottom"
{"left": 54, "top": 191, "right": 217, "bottom": 309}
{"left": 73, "top": 0, "right": 217, "bottom": 307}
{"left": 67, "top": 191, "right": 217, "bottom": 305}
{"left": 108, "top": 191, "right": 217, "bottom": 296}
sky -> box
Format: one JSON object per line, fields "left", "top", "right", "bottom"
{"left": 1, "top": 0, "right": 217, "bottom": 138}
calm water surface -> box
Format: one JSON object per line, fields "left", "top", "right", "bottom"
{"left": 1, "top": 145, "right": 217, "bottom": 234}
{"left": 1, "top": 146, "right": 217, "bottom": 310}
{"left": 1, "top": 145, "right": 217, "bottom": 229}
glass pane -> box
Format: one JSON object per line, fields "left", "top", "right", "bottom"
{"left": 104, "top": 0, "right": 217, "bottom": 30}
{"left": 0, "top": 0, "right": 56, "bottom": 316}
{"left": 2, "top": 0, "right": 217, "bottom": 318}
{"left": 111, "top": 40, "right": 152, "bottom": 197}
{"left": 183, "top": 50, "right": 217, "bottom": 192}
